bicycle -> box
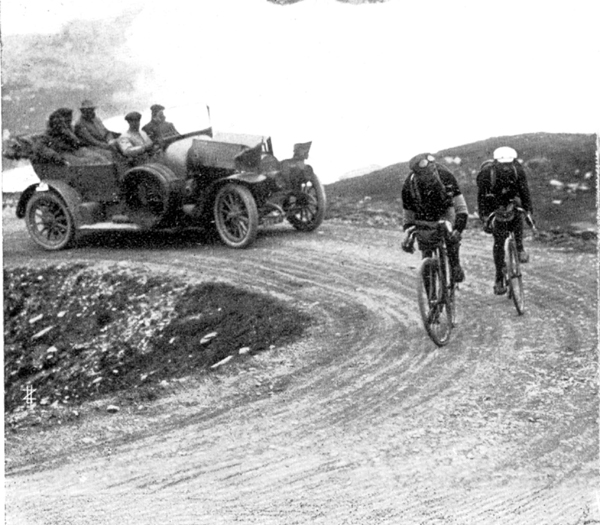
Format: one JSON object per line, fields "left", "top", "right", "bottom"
{"left": 403, "top": 219, "right": 458, "bottom": 346}
{"left": 486, "top": 203, "right": 536, "bottom": 316}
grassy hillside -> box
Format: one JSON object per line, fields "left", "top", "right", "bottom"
{"left": 1, "top": 25, "right": 596, "bottom": 234}
{"left": 1, "top": 12, "right": 151, "bottom": 146}
{"left": 325, "top": 132, "right": 597, "bottom": 233}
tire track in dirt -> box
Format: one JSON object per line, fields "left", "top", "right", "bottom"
{"left": 4, "top": 221, "right": 598, "bottom": 524}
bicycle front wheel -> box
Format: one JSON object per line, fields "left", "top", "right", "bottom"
{"left": 417, "top": 257, "right": 453, "bottom": 346}
{"left": 506, "top": 237, "right": 525, "bottom": 315}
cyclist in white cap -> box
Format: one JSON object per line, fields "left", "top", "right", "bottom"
{"left": 476, "top": 146, "right": 533, "bottom": 295}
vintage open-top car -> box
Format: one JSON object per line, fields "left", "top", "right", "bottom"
{"left": 3, "top": 105, "right": 326, "bottom": 250}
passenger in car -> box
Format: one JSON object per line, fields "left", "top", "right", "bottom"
{"left": 40, "top": 108, "right": 111, "bottom": 165}
{"left": 142, "top": 104, "right": 181, "bottom": 147}
{"left": 117, "top": 111, "right": 155, "bottom": 165}
{"left": 74, "top": 100, "right": 120, "bottom": 151}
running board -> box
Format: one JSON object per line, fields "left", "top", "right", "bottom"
{"left": 79, "top": 223, "right": 141, "bottom": 231}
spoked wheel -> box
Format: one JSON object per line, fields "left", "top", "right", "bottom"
{"left": 130, "top": 177, "right": 165, "bottom": 227}
{"left": 286, "top": 170, "right": 326, "bottom": 232}
{"left": 506, "top": 237, "right": 525, "bottom": 315}
{"left": 417, "top": 258, "right": 453, "bottom": 346}
{"left": 122, "top": 165, "right": 179, "bottom": 229}
{"left": 25, "top": 191, "right": 76, "bottom": 250}
{"left": 214, "top": 184, "right": 259, "bottom": 248}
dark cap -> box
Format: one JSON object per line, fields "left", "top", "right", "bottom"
{"left": 150, "top": 104, "right": 165, "bottom": 115}
{"left": 409, "top": 153, "right": 436, "bottom": 173}
{"left": 53, "top": 108, "right": 74, "bottom": 119}
{"left": 49, "top": 108, "right": 73, "bottom": 122}
{"left": 80, "top": 100, "right": 96, "bottom": 110}
{"left": 125, "top": 111, "right": 142, "bottom": 122}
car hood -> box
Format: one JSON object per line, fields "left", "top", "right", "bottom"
{"left": 212, "top": 132, "right": 265, "bottom": 148}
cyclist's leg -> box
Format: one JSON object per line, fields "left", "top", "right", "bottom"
{"left": 420, "top": 248, "right": 436, "bottom": 299}
{"left": 446, "top": 238, "right": 464, "bottom": 283}
{"left": 442, "top": 207, "right": 464, "bottom": 283}
{"left": 512, "top": 215, "right": 529, "bottom": 263}
{"left": 493, "top": 226, "right": 509, "bottom": 294}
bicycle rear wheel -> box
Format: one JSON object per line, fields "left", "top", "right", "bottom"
{"left": 506, "top": 237, "right": 525, "bottom": 315}
{"left": 417, "top": 257, "right": 453, "bottom": 346}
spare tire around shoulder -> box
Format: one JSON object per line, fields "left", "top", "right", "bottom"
{"left": 122, "top": 164, "right": 184, "bottom": 229}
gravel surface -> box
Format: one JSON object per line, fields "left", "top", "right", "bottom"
{"left": 4, "top": 264, "right": 311, "bottom": 418}
{"left": 3, "top": 209, "right": 599, "bottom": 524}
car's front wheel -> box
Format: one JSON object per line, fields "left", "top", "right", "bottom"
{"left": 25, "top": 191, "right": 76, "bottom": 250}
{"left": 214, "top": 184, "right": 259, "bottom": 248}
{"left": 285, "top": 169, "right": 326, "bottom": 232}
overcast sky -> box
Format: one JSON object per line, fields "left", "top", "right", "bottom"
{"left": 2, "top": 0, "right": 599, "bottom": 182}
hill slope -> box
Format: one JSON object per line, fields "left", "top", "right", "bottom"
{"left": 1, "top": 11, "right": 150, "bottom": 142}
{"left": 325, "top": 132, "right": 597, "bottom": 232}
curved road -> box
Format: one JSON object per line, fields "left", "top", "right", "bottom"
{"left": 4, "top": 215, "right": 599, "bottom": 524}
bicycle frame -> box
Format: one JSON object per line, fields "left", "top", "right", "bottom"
{"left": 487, "top": 203, "right": 535, "bottom": 315}
{"left": 504, "top": 231, "right": 525, "bottom": 315}
{"left": 406, "top": 220, "right": 457, "bottom": 346}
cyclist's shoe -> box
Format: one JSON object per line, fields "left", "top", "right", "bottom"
{"left": 493, "top": 280, "right": 507, "bottom": 295}
{"left": 518, "top": 250, "right": 529, "bottom": 264}
{"left": 452, "top": 264, "right": 465, "bottom": 283}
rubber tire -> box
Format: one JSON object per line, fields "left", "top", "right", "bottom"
{"left": 417, "top": 257, "right": 453, "bottom": 347}
{"left": 506, "top": 237, "right": 525, "bottom": 315}
{"left": 286, "top": 170, "right": 326, "bottom": 232}
{"left": 214, "top": 184, "right": 259, "bottom": 249}
{"left": 25, "top": 191, "right": 76, "bottom": 251}
{"left": 122, "top": 165, "right": 180, "bottom": 230}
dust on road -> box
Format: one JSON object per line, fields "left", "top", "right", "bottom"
{"left": 3, "top": 215, "right": 598, "bottom": 524}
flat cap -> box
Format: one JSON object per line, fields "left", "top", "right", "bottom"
{"left": 150, "top": 104, "right": 165, "bottom": 114}
{"left": 125, "top": 111, "right": 142, "bottom": 122}
{"left": 80, "top": 100, "right": 96, "bottom": 109}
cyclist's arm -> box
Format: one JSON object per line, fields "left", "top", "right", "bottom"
{"left": 476, "top": 169, "right": 494, "bottom": 220}
{"left": 453, "top": 194, "right": 468, "bottom": 216}
{"left": 401, "top": 178, "right": 417, "bottom": 230}
{"left": 403, "top": 209, "right": 416, "bottom": 230}
{"left": 516, "top": 164, "right": 533, "bottom": 214}
{"left": 452, "top": 193, "right": 468, "bottom": 232}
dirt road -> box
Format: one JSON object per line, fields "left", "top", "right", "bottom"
{"left": 4, "top": 216, "right": 599, "bottom": 524}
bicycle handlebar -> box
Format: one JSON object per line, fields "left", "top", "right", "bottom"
{"left": 486, "top": 204, "right": 536, "bottom": 231}
{"left": 404, "top": 219, "right": 454, "bottom": 248}
{"left": 407, "top": 219, "right": 454, "bottom": 233}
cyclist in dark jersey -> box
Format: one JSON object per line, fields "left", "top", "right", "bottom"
{"left": 476, "top": 146, "right": 533, "bottom": 295}
{"left": 401, "top": 153, "right": 469, "bottom": 283}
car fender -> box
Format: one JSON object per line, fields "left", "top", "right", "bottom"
{"left": 121, "top": 163, "right": 185, "bottom": 228}
{"left": 219, "top": 172, "right": 278, "bottom": 201}
{"left": 224, "top": 172, "right": 268, "bottom": 185}
{"left": 16, "top": 180, "right": 84, "bottom": 226}
{"left": 123, "top": 163, "right": 185, "bottom": 193}
{"left": 205, "top": 172, "right": 276, "bottom": 211}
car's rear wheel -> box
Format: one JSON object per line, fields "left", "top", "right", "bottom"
{"left": 25, "top": 191, "right": 76, "bottom": 250}
{"left": 122, "top": 165, "right": 181, "bottom": 229}
{"left": 286, "top": 170, "right": 326, "bottom": 232}
{"left": 214, "top": 184, "right": 259, "bottom": 248}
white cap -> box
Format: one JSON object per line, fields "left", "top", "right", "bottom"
{"left": 493, "top": 146, "right": 518, "bottom": 163}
